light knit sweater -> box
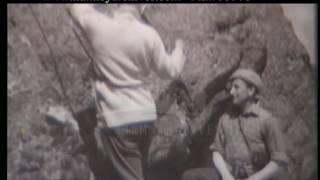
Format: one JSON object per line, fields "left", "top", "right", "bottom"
{"left": 71, "top": 5, "right": 186, "bottom": 128}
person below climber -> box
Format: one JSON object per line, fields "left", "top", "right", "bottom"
{"left": 69, "top": 4, "right": 186, "bottom": 180}
{"left": 182, "top": 68, "right": 288, "bottom": 180}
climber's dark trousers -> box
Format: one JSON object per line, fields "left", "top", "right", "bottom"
{"left": 182, "top": 167, "right": 222, "bottom": 180}
{"left": 94, "top": 122, "right": 155, "bottom": 180}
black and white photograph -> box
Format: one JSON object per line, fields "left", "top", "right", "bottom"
{"left": 7, "top": 3, "right": 317, "bottom": 180}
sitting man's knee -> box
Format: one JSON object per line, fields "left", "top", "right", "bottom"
{"left": 182, "top": 168, "right": 220, "bottom": 180}
{"left": 181, "top": 170, "right": 197, "bottom": 180}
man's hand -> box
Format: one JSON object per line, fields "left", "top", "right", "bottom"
{"left": 213, "top": 152, "right": 235, "bottom": 180}
{"left": 244, "top": 161, "right": 282, "bottom": 180}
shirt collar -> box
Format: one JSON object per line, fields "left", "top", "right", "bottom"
{"left": 241, "top": 101, "right": 261, "bottom": 117}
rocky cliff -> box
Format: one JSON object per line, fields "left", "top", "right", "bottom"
{"left": 7, "top": 4, "right": 316, "bottom": 180}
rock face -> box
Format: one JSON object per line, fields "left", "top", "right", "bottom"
{"left": 8, "top": 4, "right": 316, "bottom": 180}
{"left": 143, "top": 4, "right": 316, "bottom": 180}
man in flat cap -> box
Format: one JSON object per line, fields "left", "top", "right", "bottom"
{"left": 182, "top": 68, "right": 288, "bottom": 180}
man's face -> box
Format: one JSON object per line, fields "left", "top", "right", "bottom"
{"left": 229, "top": 78, "right": 254, "bottom": 106}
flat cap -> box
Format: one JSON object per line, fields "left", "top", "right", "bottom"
{"left": 230, "top": 68, "right": 263, "bottom": 92}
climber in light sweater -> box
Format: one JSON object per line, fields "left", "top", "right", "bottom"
{"left": 70, "top": 4, "right": 186, "bottom": 180}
